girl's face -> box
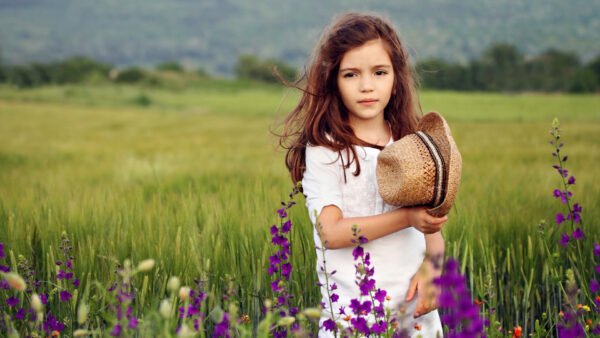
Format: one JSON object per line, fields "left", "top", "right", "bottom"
{"left": 337, "top": 39, "right": 395, "bottom": 126}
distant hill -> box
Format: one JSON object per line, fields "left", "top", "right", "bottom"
{"left": 1, "top": 0, "right": 599, "bottom": 75}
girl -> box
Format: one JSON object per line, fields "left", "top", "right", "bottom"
{"left": 280, "top": 13, "right": 446, "bottom": 337}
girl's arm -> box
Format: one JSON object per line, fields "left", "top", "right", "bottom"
{"left": 406, "top": 231, "right": 445, "bottom": 317}
{"left": 317, "top": 205, "right": 447, "bottom": 249}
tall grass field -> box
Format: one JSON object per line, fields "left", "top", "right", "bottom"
{"left": 0, "top": 82, "right": 599, "bottom": 336}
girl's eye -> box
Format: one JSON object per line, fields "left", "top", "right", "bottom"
{"left": 343, "top": 73, "right": 356, "bottom": 78}
{"left": 375, "top": 70, "right": 388, "bottom": 76}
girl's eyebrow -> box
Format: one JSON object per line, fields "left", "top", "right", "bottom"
{"left": 339, "top": 64, "right": 392, "bottom": 72}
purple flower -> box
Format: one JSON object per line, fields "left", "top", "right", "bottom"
{"left": 556, "top": 213, "right": 565, "bottom": 225}
{"left": 338, "top": 306, "right": 346, "bottom": 315}
{"left": 0, "top": 242, "right": 4, "bottom": 259}
{"left": 323, "top": 318, "right": 336, "bottom": 332}
{"left": 73, "top": 278, "right": 80, "bottom": 287}
{"left": 270, "top": 279, "right": 281, "bottom": 292}
{"left": 281, "top": 220, "right": 292, "bottom": 233}
{"left": 568, "top": 176, "right": 575, "bottom": 184}
{"left": 596, "top": 265, "right": 600, "bottom": 274}
{"left": 330, "top": 283, "right": 338, "bottom": 291}
{"left": 573, "top": 203, "right": 582, "bottom": 213}
{"left": 559, "top": 234, "right": 570, "bottom": 246}
{"left": 371, "top": 320, "right": 387, "bottom": 334}
{"left": 110, "top": 324, "right": 122, "bottom": 336}
{"left": 594, "top": 325, "right": 600, "bottom": 335}
{"left": 572, "top": 228, "right": 584, "bottom": 240}
{"left": 281, "top": 262, "right": 292, "bottom": 280}
{"left": 60, "top": 290, "right": 72, "bottom": 302}
{"left": 352, "top": 246, "right": 364, "bottom": 260}
{"left": 350, "top": 316, "right": 370, "bottom": 335}
{"left": 128, "top": 316, "right": 138, "bottom": 329}
{"left": 270, "top": 225, "right": 278, "bottom": 235}
{"left": 359, "top": 278, "right": 376, "bottom": 296}
{"left": 553, "top": 189, "right": 562, "bottom": 197}
{"left": 0, "top": 265, "right": 9, "bottom": 273}
{"left": 6, "top": 296, "right": 19, "bottom": 307}
{"left": 213, "top": 312, "right": 230, "bottom": 337}
{"left": 591, "top": 279, "right": 599, "bottom": 293}
{"left": 66, "top": 260, "right": 73, "bottom": 270}
{"left": 330, "top": 293, "right": 339, "bottom": 303}
{"left": 15, "top": 308, "right": 26, "bottom": 320}
{"left": 277, "top": 208, "right": 287, "bottom": 218}
{"left": 594, "top": 243, "right": 600, "bottom": 257}
{"left": 374, "top": 289, "right": 387, "bottom": 302}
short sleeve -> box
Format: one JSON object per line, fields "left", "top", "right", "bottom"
{"left": 302, "top": 145, "right": 343, "bottom": 224}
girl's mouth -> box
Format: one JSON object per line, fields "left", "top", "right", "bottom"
{"left": 358, "top": 99, "right": 378, "bottom": 105}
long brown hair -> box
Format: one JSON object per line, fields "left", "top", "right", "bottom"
{"left": 279, "top": 12, "right": 422, "bottom": 184}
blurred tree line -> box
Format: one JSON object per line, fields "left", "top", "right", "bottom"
{"left": 1, "top": 43, "right": 598, "bottom": 92}
{"left": 417, "top": 43, "right": 600, "bottom": 93}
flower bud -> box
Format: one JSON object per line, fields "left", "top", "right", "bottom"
{"left": 302, "top": 308, "right": 322, "bottom": 319}
{"left": 4, "top": 272, "right": 26, "bottom": 291}
{"left": 73, "top": 329, "right": 89, "bottom": 337}
{"left": 277, "top": 316, "right": 296, "bottom": 327}
{"left": 167, "top": 276, "right": 180, "bottom": 293}
{"left": 160, "top": 299, "right": 171, "bottom": 319}
{"left": 177, "top": 324, "right": 193, "bottom": 337}
{"left": 78, "top": 303, "right": 89, "bottom": 325}
{"left": 137, "top": 259, "right": 155, "bottom": 272}
{"left": 179, "top": 286, "right": 191, "bottom": 300}
{"left": 31, "top": 294, "right": 43, "bottom": 312}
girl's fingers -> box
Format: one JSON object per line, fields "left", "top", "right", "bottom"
{"left": 406, "top": 275, "right": 418, "bottom": 302}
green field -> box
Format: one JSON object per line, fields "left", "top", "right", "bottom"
{"left": 0, "top": 83, "right": 599, "bottom": 335}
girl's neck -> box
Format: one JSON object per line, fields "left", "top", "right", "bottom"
{"left": 349, "top": 116, "right": 391, "bottom": 147}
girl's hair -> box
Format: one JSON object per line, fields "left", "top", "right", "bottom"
{"left": 279, "top": 12, "right": 422, "bottom": 184}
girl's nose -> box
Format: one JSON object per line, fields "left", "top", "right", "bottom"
{"left": 359, "top": 76, "right": 374, "bottom": 92}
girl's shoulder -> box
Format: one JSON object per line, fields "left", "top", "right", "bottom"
{"left": 305, "top": 143, "right": 341, "bottom": 164}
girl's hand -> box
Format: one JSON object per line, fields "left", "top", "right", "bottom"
{"left": 406, "top": 207, "right": 447, "bottom": 234}
{"left": 405, "top": 259, "right": 442, "bottom": 318}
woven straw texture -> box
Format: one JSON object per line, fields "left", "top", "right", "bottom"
{"left": 376, "top": 112, "right": 462, "bottom": 217}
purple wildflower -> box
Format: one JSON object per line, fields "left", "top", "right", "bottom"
{"left": 352, "top": 246, "right": 364, "bottom": 260}
{"left": 213, "top": 312, "right": 230, "bottom": 337}
{"left": 281, "top": 262, "right": 292, "bottom": 280}
{"left": 374, "top": 288, "right": 387, "bottom": 302}
{"left": 6, "top": 296, "right": 19, "bottom": 307}
{"left": 330, "top": 293, "right": 339, "bottom": 303}
{"left": 40, "top": 294, "right": 48, "bottom": 304}
{"left": 277, "top": 208, "right": 287, "bottom": 218}
{"left": 559, "top": 234, "right": 570, "bottom": 247}
{"left": 371, "top": 320, "right": 387, "bottom": 334}
{"left": 110, "top": 324, "right": 122, "bottom": 336}
{"left": 281, "top": 220, "right": 292, "bottom": 233}
{"left": 350, "top": 316, "right": 370, "bottom": 335}
{"left": 594, "top": 243, "right": 600, "bottom": 257}
{"left": 0, "top": 265, "right": 9, "bottom": 273}
{"left": 590, "top": 279, "right": 599, "bottom": 293}
{"left": 556, "top": 213, "right": 566, "bottom": 225}
{"left": 270, "top": 225, "right": 278, "bottom": 235}
{"left": 0, "top": 242, "right": 4, "bottom": 259}
{"left": 330, "top": 283, "right": 338, "bottom": 291}
{"left": 15, "top": 308, "right": 26, "bottom": 320}
{"left": 128, "top": 316, "right": 138, "bottom": 329}
{"left": 594, "top": 325, "right": 600, "bottom": 335}
{"left": 60, "top": 290, "right": 72, "bottom": 302}
{"left": 73, "top": 278, "right": 80, "bottom": 287}
{"left": 553, "top": 189, "right": 562, "bottom": 198}
{"left": 567, "top": 176, "right": 575, "bottom": 184}
{"left": 434, "top": 259, "right": 486, "bottom": 337}
{"left": 323, "top": 318, "right": 336, "bottom": 332}
{"left": 572, "top": 228, "right": 584, "bottom": 240}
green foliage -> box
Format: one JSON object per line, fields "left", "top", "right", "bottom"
{"left": 155, "top": 61, "right": 184, "bottom": 73}
{"left": 235, "top": 54, "right": 297, "bottom": 83}
{"left": 115, "top": 67, "right": 147, "bottom": 83}
{"left": 0, "top": 85, "right": 598, "bottom": 334}
{"left": 418, "top": 45, "right": 597, "bottom": 92}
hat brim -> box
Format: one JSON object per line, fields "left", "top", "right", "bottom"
{"left": 420, "top": 112, "right": 462, "bottom": 217}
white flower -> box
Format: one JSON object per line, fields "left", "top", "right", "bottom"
{"left": 179, "top": 286, "right": 191, "bottom": 300}
{"left": 137, "top": 259, "right": 155, "bottom": 272}
{"left": 160, "top": 299, "right": 171, "bottom": 319}
{"left": 31, "top": 294, "right": 43, "bottom": 312}
{"left": 167, "top": 276, "right": 180, "bottom": 293}
{"left": 4, "top": 272, "right": 26, "bottom": 292}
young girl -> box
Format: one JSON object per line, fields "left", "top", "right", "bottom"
{"left": 280, "top": 13, "right": 446, "bottom": 336}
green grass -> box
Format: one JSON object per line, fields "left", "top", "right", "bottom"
{"left": 0, "top": 83, "right": 599, "bottom": 334}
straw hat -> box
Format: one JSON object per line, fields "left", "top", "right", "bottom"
{"left": 376, "top": 112, "right": 462, "bottom": 217}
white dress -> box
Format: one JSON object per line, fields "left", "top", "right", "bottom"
{"left": 302, "top": 138, "right": 443, "bottom": 337}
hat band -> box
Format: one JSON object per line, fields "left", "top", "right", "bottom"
{"left": 415, "top": 131, "right": 447, "bottom": 208}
